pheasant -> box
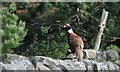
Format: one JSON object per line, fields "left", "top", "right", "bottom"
{"left": 64, "top": 24, "right": 84, "bottom": 61}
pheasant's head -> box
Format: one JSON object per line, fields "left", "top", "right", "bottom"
{"left": 64, "top": 24, "right": 73, "bottom": 33}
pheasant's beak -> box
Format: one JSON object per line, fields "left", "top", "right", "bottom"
{"left": 61, "top": 25, "right": 66, "bottom": 30}
{"left": 63, "top": 25, "right": 66, "bottom": 28}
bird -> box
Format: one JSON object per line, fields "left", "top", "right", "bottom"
{"left": 64, "top": 24, "right": 84, "bottom": 61}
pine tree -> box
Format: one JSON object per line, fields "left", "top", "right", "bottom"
{"left": 1, "top": 3, "right": 27, "bottom": 53}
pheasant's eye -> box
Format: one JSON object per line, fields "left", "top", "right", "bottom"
{"left": 66, "top": 25, "right": 68, "bottom": 28}
{"left": 66, "top": 26, "right": 70, "bottom": 30}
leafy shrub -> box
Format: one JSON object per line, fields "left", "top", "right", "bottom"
{"left": 106, "top": 44, "right": 118, "bottom": 50}
{"left": 1, "top": 3, "right": 27, "bottom": 53}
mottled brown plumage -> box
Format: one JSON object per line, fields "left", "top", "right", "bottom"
{"left": 64, "top": 24, "right": 84, "bottom": 61}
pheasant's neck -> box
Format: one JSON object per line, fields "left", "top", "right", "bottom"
{"left": 68, "top": 29, "right": 73, "bottom": 33}
{"left": 68, "top": 29, "right": 77, "bottom": 36}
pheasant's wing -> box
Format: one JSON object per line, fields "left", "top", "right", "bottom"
{"left": 70, "top": 35, "right": 84, "bottom": 49}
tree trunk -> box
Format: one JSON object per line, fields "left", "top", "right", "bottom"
{"left": 94, "top": 9, "right": 109, "bottom": 51}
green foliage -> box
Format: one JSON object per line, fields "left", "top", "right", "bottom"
{"left": 106, "top": 44, "right": 118, "bottom": 50}
{"left": 1, "top": 3, "right": 27, "bottom": 53}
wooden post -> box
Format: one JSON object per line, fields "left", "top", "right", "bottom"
{"left": 94, "top": 9, "right": 109, "bottom": 51}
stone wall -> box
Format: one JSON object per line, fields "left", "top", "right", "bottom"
{"left": 0, "top": 50, "right": 120, "bottom": 72}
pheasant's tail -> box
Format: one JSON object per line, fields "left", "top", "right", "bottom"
{"left": 75, "top": 48, "right": 83, "bottom": 61}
